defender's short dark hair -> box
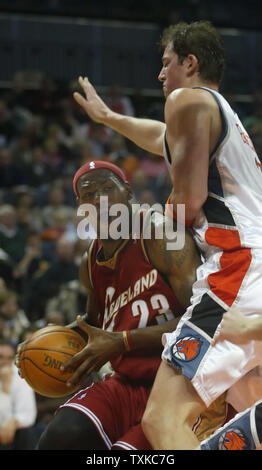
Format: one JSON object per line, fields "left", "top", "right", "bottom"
{"left": 159, "top": 20, "right": 226, "bottom": 84}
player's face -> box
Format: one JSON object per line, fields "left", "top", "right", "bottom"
{"left": 158, "top": 43, "right": 187, "bottom": 98}
{"left": 77, "top": 169, "right": 129, "bottom": 206}
{"left": 77, "top": 169, "right": 131, "bottom": 237}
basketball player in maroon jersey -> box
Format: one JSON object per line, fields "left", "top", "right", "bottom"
{"left": 36, "top": 160, "right": 226, "bottom": 450}
{"left": 70, "top": 21, "right": 262, "bottom": 451}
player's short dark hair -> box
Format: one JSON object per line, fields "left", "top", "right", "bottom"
{"left": 159, "top": 20, "right": 226, "bottom": 84}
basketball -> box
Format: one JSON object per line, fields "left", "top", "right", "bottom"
{"left": 19, "top": 325, "right": 86, "bottom": 398}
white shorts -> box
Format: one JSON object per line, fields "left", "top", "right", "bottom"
{"left": 162, "top": 247, "right": 262, "bottom": 410}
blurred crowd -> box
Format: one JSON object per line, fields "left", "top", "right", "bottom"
{"left": 0, "top": 71, "right": 172, "bottom": 340}
{"left": 0, "top": 69, "right": 261, "bottom": 449}
{"left": 0, "top": 70, "right": 172, "bottom": 448}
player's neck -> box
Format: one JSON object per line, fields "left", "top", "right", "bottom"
{"left": 191, "top": 78, "right": 219, "bottom": 91}
{"left": 97, "top": 209, "right": 134, "bottom": 259}
{"left": 99, "top": 238, "right": 128, "bottom": 260}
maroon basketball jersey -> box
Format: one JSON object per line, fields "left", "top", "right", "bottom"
{"left": 88, "top": 223, "right": 182, "bottom": 381}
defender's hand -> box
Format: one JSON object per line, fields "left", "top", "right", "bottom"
{"left": 73, "top": 76, "right": 111, "bottom": 124}
{"left": 213, "top": 307, "right": 251, "bottom": 345}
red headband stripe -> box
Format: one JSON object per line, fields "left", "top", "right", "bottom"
{"left": 73, "top": 161, "right": 128, "bottom": 196}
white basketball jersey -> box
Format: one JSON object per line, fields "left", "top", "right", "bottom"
{"left": 163, "top": 88, "right": 262, "bottom": 411}
{"left": 164, "top": 87, "right": 262, "bottom": 253}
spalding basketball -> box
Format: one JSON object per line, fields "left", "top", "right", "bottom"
{"left": 19, "top": 325, "right": 86, "bottom": 398}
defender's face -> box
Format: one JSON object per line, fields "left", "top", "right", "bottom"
{"left": 158, "top": 43, "right": 187, "bottom": 98}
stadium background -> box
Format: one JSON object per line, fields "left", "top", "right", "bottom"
{"left": 0, "top": 0, "right": 261, "bottom": 440}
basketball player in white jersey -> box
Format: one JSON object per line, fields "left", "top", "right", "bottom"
{"left": 72, "top": 20, "right": 262, "bottom": 450}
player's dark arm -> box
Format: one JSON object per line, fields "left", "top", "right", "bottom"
{"left": 70, "top": 214, "right": 201, "bottom": 353}
{"left": 127, "top": 213, "right": 201, "bottom": 349}
{"left": 72, "top": 216, "right": 200, "bottom": 353}
{"left": 62, "top": 219, "right": 200, "bottom": 384}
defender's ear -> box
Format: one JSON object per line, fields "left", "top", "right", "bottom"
{"left": 185, "top": 54, "right": 199, "bottom": 76}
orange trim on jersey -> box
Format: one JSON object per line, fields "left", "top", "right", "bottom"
{"left": 140, "top": 210, "right": 152, "bottom": 264}
{"left": 140, "top": 234, "right": 150, "bottom": 263}
{"left": 165, "top": 195, "right": 194, "bottom": 227}
{"left": 205, "top": 226, "right": 242, "bottom": 251}
{"left": 206, "top": 227, "right": 252, "bottom": 306}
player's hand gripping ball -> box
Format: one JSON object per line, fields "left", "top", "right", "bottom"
{"left": 18, "top": 325, "right": 86, "bottom": 397}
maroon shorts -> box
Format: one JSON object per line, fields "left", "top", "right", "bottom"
{"left": 59, "top": 373, "right": 152, "bottom": 450}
